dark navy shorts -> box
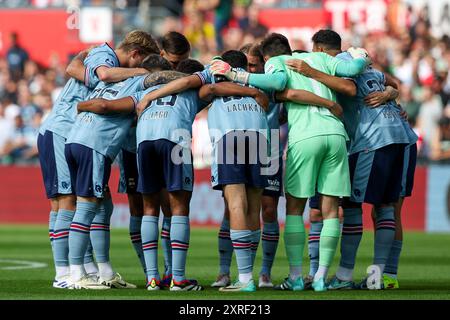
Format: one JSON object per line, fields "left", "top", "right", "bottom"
{"left": 137, "top": 139, "right": 193, "bottom": 194}
{"left": 37, "top": 130, "right": 73, "bottom": 199}
{"left": 400, "top": 143, "right": 417, "bottom": 198}
{"left": 349, "top": 143, "right": 406, "bottom": 205}
{"left": 117, "top": 149, "right": 139, "bottom": 194}
{"left": 65, "top": 143, "right": 112, "bottom": 198}
{"left": 262, "top": 156, "right": 283, "bottom": 198}
{"left": 211, "top": 130, "right": 269, "bottom": 191}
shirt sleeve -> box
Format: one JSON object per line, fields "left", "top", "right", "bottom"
{"left": 194, "top": 67, "right": 213, "bottom": 85}
{"left": 246, "top": 56, "right": 288, "bottom": 91}
{"left": 334, "top": 57, "right": 368, "bottom": 77}
{"left": 83, "top": 47, "right": 119, "bottom": 88}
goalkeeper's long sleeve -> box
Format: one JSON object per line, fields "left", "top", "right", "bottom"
{"left": 335, "top": 58, "right": 368, "bottom": 77}
{"left": 247, "top": 72, "right": 288, "bottom": 91}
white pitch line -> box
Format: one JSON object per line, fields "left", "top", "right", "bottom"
{"left": 0, "top": 259, "right": 47, "bottom": 270}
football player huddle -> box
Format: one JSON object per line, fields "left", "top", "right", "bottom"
{"left": 38, "top": 28, "right": 417, "bottom": 292}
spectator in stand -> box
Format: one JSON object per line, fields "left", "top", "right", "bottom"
{"left": 430, "top": 116, "right": 450, "bottom": 163}
{"left": 417, "top": 86, "right": 444, "bottom": 158}
{"left": 7, "top": 33, "right": 29, "bottom": 80}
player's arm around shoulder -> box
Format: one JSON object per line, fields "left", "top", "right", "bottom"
{"left": 365, "top": 72, "right": 400, "bottom": 108}
{"left": 276, "top": 89, "right": 343, "bottom": 118}
{"left": 286, "top": 58, "right": 357, "bottom": 97}
{"left": 198, "top": 82, "right": 269, "bottom": 111}
{"left": 65, "top": 49, "right": 90, "bottom": 82}
{"left": 136, "top": 73, "right": 204, "bottom": 116}
{"left": 95, "top": 66, "right": 148, "bottom": 83}
{"left": 77, "top": 97, "right": 136, "bottom": 115}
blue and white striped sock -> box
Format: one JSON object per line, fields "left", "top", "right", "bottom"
{"left": 250, "top": 229, "right": 261, "bottom": 267}
{"left": 308, "top": 221, "right": 323, "bottom": 277}
{"left": 161, "top": 217, "right": 172, "bottom": 276}
{"left": 129, "top": 216, "right": 146, "bottom": 272}
{"left": 230, "top": 229, "right": 253, "bottom": 282}
{"left": 260, "top": 221, "right": 279, "bottom": 276}
{"left": 91, "top": 198, "right": 114, "bottom": 279}
{"left": 374, "top": 206, "right": 396, "bottom": 273}
{"left": 69, "top": 202, "right": 97, "bottom": 280}
{"left": 384, "top": 240, "right": 402, "bottom": 277}
{"left": 337, "top": 207, "right": 363, "bottom": 281}
{"left": 171, "top": 216, "right": 190, "bottom": 282}
{"left": 218, "top": 218, "right": 233, "bottom": 275}
{"left": 49, "top": 211, "right": 57, "bottom": 265}
{"left": 141, "top": 216, "right": 160, "bottom": 281}
{"left": 54, "top": 209, "right": 74, "bottom": 280}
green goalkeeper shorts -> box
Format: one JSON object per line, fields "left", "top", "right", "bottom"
{"left": 285, "top": 135, "right": 351, "bottom": 199}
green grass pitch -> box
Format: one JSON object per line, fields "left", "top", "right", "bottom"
{"left": 0, "top": 225, "right": 449, "bottom": 300}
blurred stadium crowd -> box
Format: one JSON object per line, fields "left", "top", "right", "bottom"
{"left": 1, "top": 0, "right": 450, "bottom": 165}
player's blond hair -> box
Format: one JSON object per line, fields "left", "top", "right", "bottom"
{"left": 117, "top": 30, "right": 160, "bottom": 56}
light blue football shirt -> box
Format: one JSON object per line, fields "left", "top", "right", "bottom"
{"left": 39, "top": 43, "right": 119, "bottom": 138}
{"left": 337, "top": 53, "right": 411, "bottom": 154}
{"left": 66, "top": 75, "right": 146, "bottom": 160}
{"left": 135, "top": 85, "right": 208, "bottom": 148}
{"left": 195, "top": 68, "right": 269, "bottom": 142}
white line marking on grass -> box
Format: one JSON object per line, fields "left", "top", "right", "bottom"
{"left": 0, "top": 259, "right": 47, "bottom": 270}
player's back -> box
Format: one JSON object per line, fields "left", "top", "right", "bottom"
{"left": 137, "top": 86, "right": 205, "bottom": 148}
{"left": 40, "top": 43, "right": 119, "bottom": 139}
{"left": 348, "top": 67, "right": 411, "bottom": 154}
{"left": 67, "top": 75, "right": 146, "bottom": 160}
{"left": 207, "top": 86, "right": 269, "bottom": 141}
{"left": 265, "top": 52, "right": 347, "bottom": 145}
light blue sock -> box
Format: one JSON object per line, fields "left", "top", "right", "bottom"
{"left": 141, "top": 216, "right": 160, "bottom": 281}
{"left": 54, "top": 209, "right": 74, "bottom": 267}
{"left": 129, "top": 216, "right": 146, "bottom": 272}
{"left": 384, "top": 240, "right": 402, "bottom": 276}
{"left": 218, "top": 218, "right": 233, "bottom": 275}
{"left": 230, "top": 229, "right": 253, "bottom": 275}
{"left": 260, "top": 221, "right": 279, "bottom": 276}
{"left": 374, "top": 206, "right": 396, "bottom": 268}
{"left": 90, "top": 198, "right": 113, "bottom": 263}
{"left": 69, "top": 202, "right": 97, "bottom": 265}
{"left": 308, "top": 221, "right": 323, "bottom": 277}
{"left": 84, "top": 240, "right": 95, "bottom": 264}
{"left": 161, "top": 217, "right": 172, "bottom": 276}
{"left": 339, "top": 207, "right": 363, "bottom": 269}
{"left": 250, "top": 229, "right": 261, "bottom": 267}
{"left": 171, "top": 216, "right": 190, "bottom": 282}
{"left": 49, "top": 211, "right": 57, "bottom": 265}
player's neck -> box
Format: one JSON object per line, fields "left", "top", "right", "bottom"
{"left": 115, "top": 49, "right": 129, "bottom": 67}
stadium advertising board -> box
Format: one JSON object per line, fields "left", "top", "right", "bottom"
{"left": 0, "top": 166, "right": 429, "bottom": 231}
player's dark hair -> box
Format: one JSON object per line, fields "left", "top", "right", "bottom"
{"left": 161, "top": 31, "right": 191, "bottom": 55}
{"left": 176, "top": 59, "right": 204, "bottom": 74}
{"left": 312, "top": 29, "right": 342, "bottom": 50}
{"left": 260, "top": 33, "right": 292, "bottom": 58}
{"left": 221, "top": 50, "right": 248, "bottom": 70}
{"left": 141, "top": 54, "right": 172, "bottom": 72}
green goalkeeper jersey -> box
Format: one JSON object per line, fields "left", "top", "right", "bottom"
{"left": 265, "top": 52, "right": 349, "bottom": 146}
